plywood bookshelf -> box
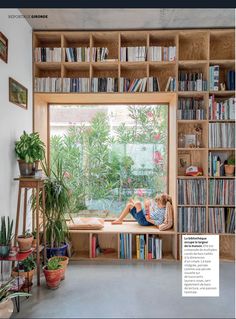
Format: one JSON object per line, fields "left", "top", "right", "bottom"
{"left": 33, "top": 29, "right": 235, "bottom": 262}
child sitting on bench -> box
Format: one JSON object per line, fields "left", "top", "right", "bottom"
{"left": 111, "top": 193, "right": 173, "bottom": 230}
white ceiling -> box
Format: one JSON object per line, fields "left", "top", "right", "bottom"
{"left": 19, "top": 8, "right": 235, "bottom": 30}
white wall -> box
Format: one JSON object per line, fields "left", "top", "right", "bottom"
{"left": 0, "top": 9, "right": 32, "bottom": 223}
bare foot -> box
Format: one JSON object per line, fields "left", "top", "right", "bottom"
{"left": 111, "top": 219, "right": 123, "bottom": 225}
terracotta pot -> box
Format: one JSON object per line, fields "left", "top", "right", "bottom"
{"left": 17, "top": 236, "right": 33, "bottom": 252}
{"left": 0, "top": 299, "right": 14, "bottom": 319}
{"left": 49, "top": 256, "right": 69, "bottom": 280}
{"left": 12, "top": 268, "right": 35, "bottom": 288}
{"left": 32, "top": 239, "right": 37, "bottom": 249}
{"left": 224, "top": 165, "right": 235, "bottom": 177}
{"left": 43, "top": 266, "right": 62, "bottom": 289}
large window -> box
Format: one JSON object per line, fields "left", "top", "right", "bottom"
{"left": 50, "top": 104, "right": 168, "bottom": 218}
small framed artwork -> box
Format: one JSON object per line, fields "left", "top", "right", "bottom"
{"left": 9, "top": 77, "right": 28, "bottom": 109}
{"left": 178, "top": 153, "right": 191, "bottom": 175}
{"left": 185, "top": 134, "right": 196, "bottom": 148}
{"left": 0, "top": 32, "right": 8, "bottom": 63}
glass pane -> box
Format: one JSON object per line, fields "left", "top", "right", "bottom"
{"left": 50, "top": 104, "right": 168, "bottom": 219}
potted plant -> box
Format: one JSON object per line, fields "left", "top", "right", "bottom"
{"left": 43, "top": 258, "right": 63, "bottom": 289}
{"left": 16, "top": 230, "right": 33, "bottom": 252}
{"left": 32, "top": 160, "right": 71, "bottom": 258}
{"left": 0, "top": 217, "right": 14, "bottom": 258}
{"left": 15, "top": 131, "right": 45, "bottom": 176}
{"left": 224, "top": 155, "right": 235, "bottom": 176}
{"left": 11, "top": 255, "right": 36, "bottom": 291}
{"left": 0, "top": 278, "right": 31, "bottom": 318}
{"left": 31, "top": 230, "right": 37, "bottom": 248}
{"left": 48, "top": 256, "right": 69, "bottom": 280}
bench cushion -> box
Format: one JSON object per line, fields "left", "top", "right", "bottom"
{"left": 68, "top": 217, "right": 104, "bottom": 230}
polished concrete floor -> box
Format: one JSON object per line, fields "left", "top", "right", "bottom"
{"left": 12, "top": 261, "right": 235, "bottom": 318}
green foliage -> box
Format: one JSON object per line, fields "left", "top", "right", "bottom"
{"left": 15, "top": 255, "right": 36, "bottom": 272}
{"left": 32, "top": 159, "right": 70, "bottom": 248}
{"left": 46, "top": 257, "right": 62, "bottom": 270}
{"left": 0, "top": 217, "right": 14, "bottom": 246}
{"left": 0, "top": 278, "right": 31, "bottom": 303}
{"left": 227, "top": 155, "right": 235, "bottom": 165}
{"left": 21, "top": 229, "right": 32, "bottom": 238}
{"left": 15, "top": 131, "right": 45, "bottom": 163}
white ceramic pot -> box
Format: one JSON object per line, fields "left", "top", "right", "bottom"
{"left": 0, "top": 299, "right": 14, "bottom": 318}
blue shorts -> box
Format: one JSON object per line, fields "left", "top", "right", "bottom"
{"left": 130, "top": 207, "right": 153, "bottom": 226}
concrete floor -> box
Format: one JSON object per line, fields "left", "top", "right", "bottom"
{"left": 12, "top": 261, "right": 235, "bottom": 318}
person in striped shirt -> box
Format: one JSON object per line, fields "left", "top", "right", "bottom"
{"left": 112, "top": 193, "right": 173, "bottom": 230}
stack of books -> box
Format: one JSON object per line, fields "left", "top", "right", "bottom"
{"left": 178, "top": 179, "right": 206, "bottom": 205}
{"left": 147, "top": 235, "right": 162, "bottom": 260}
{"left": 208, "top": 208, "right": 235, "bottom": 234}
{"left": 34, "top": 77, "right": 61, "bottom": 92}
{"left": 178, "top": 71, "right": 208, "bottom": 91}
{"left": 148, "top": 46, "right": 176, "bottom": 61}
{"left": 34, "top": 47, "right": 61, "bottom": 62}
{"left": 63, "top": 78, "right": 90, "bottom": 92}
{"left": 65, "top": 47, "right": 90, "bottom": 62}
{"left": 91, "top": 47, "right": 109, "bottom": 62}
{"left": 209, "top": 123, "right": 235, "bottom": 148}
{"left": 209, "top": 179, "right": 235, "bottom": 205}
{"left": 209, "top": 95, "right": 235, "bottom": 120}
{"left": 120, "top": 234, "right": 133, "bottom": 259}
{"left": 119, "top": 77, "right": 147, "bottom": 92}
{"left": 177, "top": 97, "right": 206, "bottom": 120}
{"left": 91, "top": 77, "right": 118, "bottom": 92}
{"left": 120, "top": 46, "right": 147, "bottom": 62}
{"left": 178, "top": 207, "right": 206, "bottom": 233}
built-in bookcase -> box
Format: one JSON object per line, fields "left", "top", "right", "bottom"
{"left": 33, "top": 29, "right": 235, "bottom": 261}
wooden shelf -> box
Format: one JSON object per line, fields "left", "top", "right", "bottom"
{"left": 177, "top": 148, "right": 207, "bottom": 151}
{"left": 177, "top": 176, "right": 207, "bottom": 179}
{"left": 208, "top": 176, "right": 235, "bottom": 179}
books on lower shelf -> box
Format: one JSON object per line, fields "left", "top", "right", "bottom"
{"left": 120, "top": 234, "right": 133, "bottom": 259}
{"left": 209, "top": 208, "right": 235, "bottom": 234}
{"left": 178, "top": 207, "right": 206, "bottom": 233}
{"left": 91, "top": 77, "right": 118, "bottom": 92}
{"left": 65, "top": 47, "right": 90, "bottom": 62}
{"left": 120, "top": 46, "right": 147, "bottom": 62}
{"left": 165, "top": 77, "right": 176, "bottom": 92}
{"left": 208, "top": 123, "right": 235, "bottom": 148}
{"left": 148, "top": 77, "right": 160, "bottom": 92}
{"left": 63, "top": 78, "right": 90, "bottom": 92}
{"left": 147, "top": 235, "right": 162, "bottom": 260}
{"left": 148, "top": 46, "right": 176, "bottom": 62}
{"left": 34, "top": 47, "right": 61, "bottom": 62}
{"left": 178, "top": 71, "right": 208, "bottom": 91}
{"left": 178, "top": 179, "right": 206, "bottom": 205}
{"left": 209, "top": 179, "right": 235, "bottom": 205}
{"left": 177, "top": 97, "right": 206, "bottom": 120}
{"left": 119, "top": 77, "right": 147, "bottom": 92}
{"left": 92, "top": 47, "right": 109, "bottom": 62}
{"left": 209, "top": 95, "right": 235, "bottom": 120}
{"left": 34, "top": 77, "right": 61, "bottom": 92}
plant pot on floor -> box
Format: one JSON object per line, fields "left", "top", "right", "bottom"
{"left": 48, "top": 256, "right": 69, "bottom": 280}
{"left": 12, "top": 269, "right": 35, "bottom": 290}
{"left": 43, "top": 266, "right": 62, "bottom": 289}
{"left": 224, "top": 164, "right": 235, "bottom": 176}
{"left": 0, "top": 299, "right": 14, "bottom": 319}
{"left": 17, "top": 160, "right": 39, "bottom": 177}
{"left": 46, "top": 243, "right": 68, "bottom": 259}
{"left": 17, "top": 236, "right": 33, "bottom": 252}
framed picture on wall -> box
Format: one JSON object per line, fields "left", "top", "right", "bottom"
{"left": 178, "top": 153, "right": 191, "bottom": 175}
{"left": 9, "top": 77, "right": 28, "bottom": 109}
{"left": 185, "top": 134, "right": 196, "bottom": 148}
{"left": 0, "top": 32, "right": 8, "bottom": 63}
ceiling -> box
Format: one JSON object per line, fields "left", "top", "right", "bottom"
{"left": 19, "top": 9, "right": 235, "bottom": 30}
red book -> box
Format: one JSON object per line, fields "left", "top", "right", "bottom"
{"left": 92, "top": 236, "right": 96, "bottom": 258}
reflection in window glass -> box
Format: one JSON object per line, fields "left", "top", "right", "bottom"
{"left": 50, "top": 104, "right": 168, "bottom": 218}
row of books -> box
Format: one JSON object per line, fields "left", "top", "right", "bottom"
{"left": 208, "top": 152, "right": 225, "bottom": 177}
{"left": 34, "top": 47, "right": 61, "bottom": 62}
{"left": 65, "top": 47, "right": 90, "bottom": 62}
{"left": 119, "top": 77, "right": 147, "bottom": 92}
{"left": 178, "top": 179, "right": 206, "bottom": 205}
{"left": 178, "top": 72, "right": 208, "bottom": 91}
{"left": 63, "top": 78, "right": 90, "bottom": 92}
{"left": 209, "top": 65, "right": 235, "bottom": 91}
{"left": 91, "top": 47, "right": 109, "bottom": 62}
{"left": 178, "top": 207, "right": 206, "bottom": 233}
{"left": 34, "top": 78, "right": 61, "bottom": 92}
{"left": 91, "top": 77, "right": 118, "bottom": 92}
{"left": 120, "top": 46, "right": 147, "bottom": 62}
{"left": 209, "top": 179, "right": 235, "bottom": 205}
{"left": 226, "top": 70, "right": 235, "bottom": 91}
{"left": 208, "top": 95, "right": 235, "bottom": 120}
{"left": 208, "top": 123, "right": 235, "bottom": 148}
{"left": 177, "top": 97, "right": 206, "bottom": 120}
{"left": 148, "top": 46, "right": 176, "bottom": 62}
{"left": 119, "top": 234, "right": 163, "bottom": 260}
{"left": 209, "top": 208, "right": 235, "bottom": 234}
